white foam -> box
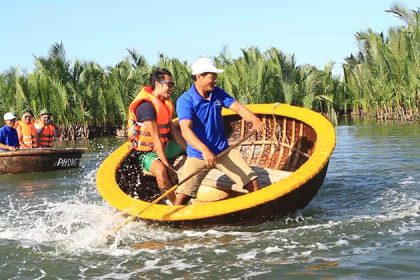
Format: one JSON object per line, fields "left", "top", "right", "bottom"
{"left": 335, "top": 239, "right": 349, "bottom": 246}
{"left": 237, "top": 249, "right": 258, "bottom": 260}
{"left": 301, "top": 250, "right": 312, "bottom": 256}
{"left": 182, "top": 229, "right": 244, "bottom": 238}
{"left": 264, "top": 246, "right": 283, "bottom": 254}
{"left": 144, "top": 258, "right": 161, "bottom": 267}
{"left": 214, "top": 249, "right": 228, "bottom": 254}
{"left": 314, "top": 242, "right": 329, "bottom": 250}
{"left": 138, "top": 258, "right": 197, "bottom": 274}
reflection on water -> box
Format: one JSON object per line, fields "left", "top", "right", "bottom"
{"left": 0, "top": 123, "right": 419, "bottom": 279}
{"left": 17, "top": 181, "right": 42, "bottom": 199}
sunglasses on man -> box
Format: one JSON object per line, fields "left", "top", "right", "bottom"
{"left": 159, "top": 80, "right": 175, "bottom": 88}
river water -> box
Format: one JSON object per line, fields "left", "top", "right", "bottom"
{"left": 1, "top": 120, "right": 419, "bottom": 279}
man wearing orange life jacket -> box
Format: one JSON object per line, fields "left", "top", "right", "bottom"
{"left": 128, "top": 68, "right": 186, "bottom": 204}
{"left": 15, "top": 109, "right": 38, "bottom": 149}
{"left": 35, "top": 109, "right": 60, "bottom": 148}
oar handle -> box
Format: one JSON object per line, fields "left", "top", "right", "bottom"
{"left": 106, "top": 130, "right": 256, "bottom": 239}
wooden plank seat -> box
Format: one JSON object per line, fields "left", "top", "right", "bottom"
{"left": 200, "top": 166, "right": 292, "bottom": 193}
{"left": 196, "top": 166, "right": 292, "bottom": 203}
{"left": 142, "top": 165, "right": 292, "bottom": 202}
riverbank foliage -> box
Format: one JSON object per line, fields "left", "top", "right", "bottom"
{"left": 0, "top": 5, "right": 418, "bottom": 139}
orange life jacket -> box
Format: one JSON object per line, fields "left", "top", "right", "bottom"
{"left": 15, "top": 121, "right": 37, "bottom": 148}
{"left": 36, "top": 120, "right": 56, "bottom": 148}
{"left": 127, "top": 86, "right": 174, "bottom": 152}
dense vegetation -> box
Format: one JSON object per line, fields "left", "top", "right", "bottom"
{"left": 0, "top": 4, "right": 418, "bottom": 139}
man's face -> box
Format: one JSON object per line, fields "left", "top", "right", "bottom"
{"left": 41, "top": 114, "right": 51, "bottom": 125}
{"left": 155, "top": 74, "right": 174, "bottom": 100}
{"left": 5, "top": 119, "right": 16, "bottom": 127}
{"left": 196, "top": 72, "right": 218, "bottom": 93}
{"left": 22, "top": 113, "right": 33, "bottom": 124}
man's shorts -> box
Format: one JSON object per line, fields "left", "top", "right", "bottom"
{"left": 138, "top": 140, "right": 184, "bottom": 172}
{"left": 175, "top": 149, "right": 258, "bottom": 198}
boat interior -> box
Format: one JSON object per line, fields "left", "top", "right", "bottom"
{"left": 116, "top": 114, "right": 316, "bottom": 204}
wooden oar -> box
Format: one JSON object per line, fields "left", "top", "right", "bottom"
{"left": 106, "top": 130, "right": 256, "bottom": 241}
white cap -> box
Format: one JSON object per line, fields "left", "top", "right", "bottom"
{"left": 4, "top": 112, "right": 17, "bottom": 121}
{"left": 191, "top": 57, "right": 224, "bottom": 75}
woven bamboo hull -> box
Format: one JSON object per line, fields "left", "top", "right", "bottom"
{"left": 96, "top": 104, "right": 336, "bottom": 226}
{"left": 0, "top": 149, "right": 84, "bottom": 174}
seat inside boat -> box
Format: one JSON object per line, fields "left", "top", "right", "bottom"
{"left": 142, "top": 162, "right": 292, "bottom": 203}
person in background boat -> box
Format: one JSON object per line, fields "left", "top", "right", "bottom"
{"left": 35, "top": 109, "right": 61, "bottom": 148}
{"left": 15, "top": 109, "right": 38, "bottom": 149}
{"left": 174, "top": 57, "right": 265, "bottom": 205}
{"left": 0, "top": 112, "right": 19, "bottom": 151}
{"left": 128, "top": 68, "right": 186, "bottom": 204}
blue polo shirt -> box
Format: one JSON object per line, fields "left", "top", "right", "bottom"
{"left": 176, "top": 84, "right": 235, "bottom": 159}
{"left": 0, "top": 125, "right": 19, "bottom": 150}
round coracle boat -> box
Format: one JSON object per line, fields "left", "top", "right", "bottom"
{"left": 0, "top": 148, "right": 84, "bottom": 174}
{"left": 96, "top": 103, "right": 336, "bottom": 226}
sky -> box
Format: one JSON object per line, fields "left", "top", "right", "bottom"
{"left": 1, "top": 0, "right": 418, "bottom": 76}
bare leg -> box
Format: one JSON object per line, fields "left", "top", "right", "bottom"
{"left": 244, "top": 178, "right": 260, "bottom": 192}
{"left": 150, "top": 160, "right": 175, "bottom": 203}
{"left": 173, "top": 193, "right": 192, "bottom": 205}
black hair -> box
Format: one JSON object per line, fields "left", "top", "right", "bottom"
{"left": 21, "top": 108, "right": 34, "bottom": 116}
{"left": 150, "top": 68, "right": 172, "bottom": 90}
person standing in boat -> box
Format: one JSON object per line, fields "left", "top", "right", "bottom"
{"left": 0, "top": 112, "right": 19, "bottom": 151}
{"left": 35, "top": 109, "right": 61, "bottom": 148}
{"left": 128, "top": 68, "right": 186, "bottom": 204}
{"left": 174, "top": 57, "right": 265, "bottom": 205}
{"left": 15, "top": 109, "right": 38, "bottom": 149}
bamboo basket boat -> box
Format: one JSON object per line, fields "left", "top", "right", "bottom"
{"left": 0, "top": 148, "right": 84, "bottom": 174}
{"left": 96, "top": 104, "right": 336, "bottom": 226}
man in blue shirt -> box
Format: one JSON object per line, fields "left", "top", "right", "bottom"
{"left": 174, "top": 58, "right": 265, "bottom": 205}
{"left": 0, "top": 112, "right": 19, "bottom": 151}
